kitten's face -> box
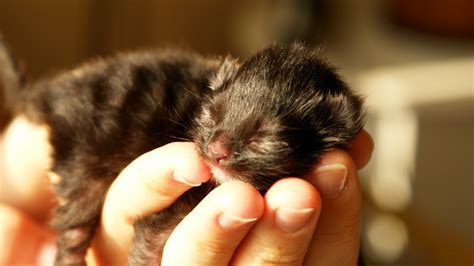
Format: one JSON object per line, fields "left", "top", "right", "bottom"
{"left": 192, "top": 44, "right": 363, "bottom": 192}
{"left": 193, "top": 95, "right": 298, "bottom": 191}
{"left": 192, "top": 80, "right": 320, "bottom": 192}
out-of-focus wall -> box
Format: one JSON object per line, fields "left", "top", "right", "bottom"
{"left": 0, "top": 0, "right": 239, "bottom": 78}
{"left": 0, "top": 0, "right": 322, "bottom": 79}
{"left": 0, "top": 0, "right": 95, "bottom": 78}
{"left": 325, "top": 1, "right": 473, "bottom": 265}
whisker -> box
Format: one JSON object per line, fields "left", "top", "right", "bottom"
{"left": 157, "top": 132, "right": 192, "bottom": 142}
{"left": 180, "top": 85, "right": 201, "bottom": 99}
{"left": 170, "top": 106, "right": 186, "bottom": 125}
{"left": 163, "top": 116, "right": 188, "bottom": 128}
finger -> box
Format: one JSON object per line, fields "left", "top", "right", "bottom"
{"left": 162, "top": 181, "right": 264, "bottom": 266}
{"left": 104, "top": 142, "right": 211, "bottom": 222}
{"left": 231, "top": 178, "right": 321, "bottom": 265}
{"left": 0, "top": 204, "right": 56, "bottom": 266}
{"left": 92, "top": 142, "right": 212, "bottom": 265}
{"left": 347, "top": 129, "right": 374, "bottom": 169}
{"left": 305, "top": 149, "right": 361, "bottom": 265}
{"left": 1, "top": 116, "right": 55, "bottom": 222}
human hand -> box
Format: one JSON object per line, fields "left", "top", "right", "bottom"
{"left": 0, "top": 204, "right": 56, "bottom": 265}
{"left": 0, "top": 130, "right": 373, "bottom": 265}
{"left": 93, "top": 129, "right": 373, "bottom": 265}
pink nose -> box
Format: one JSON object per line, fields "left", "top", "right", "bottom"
{"left": 208, "top": 140, "right": 230, "bottom": 163}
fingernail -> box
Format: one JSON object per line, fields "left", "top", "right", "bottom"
{"left": 217, "top": 213, "right": 258, "bottom": 230}
{"left": 275, "top": 207, "right": 315, "bottom": 232}
{"left": 173, "top": 171, "right": 202, "bottom": 187}
{"left": 314, "top": 164, "right": 348, "bottom": 198}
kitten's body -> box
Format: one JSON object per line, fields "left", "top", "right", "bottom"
{"left": 18, "top": 51, "right": 219, "bottom": 265}
{"left": 0, "top": 43, "right": 364, "bottom": 265}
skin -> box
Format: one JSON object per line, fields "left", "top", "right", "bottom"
{"left": 0, "top": 119, "right": 373, "bottom": 265}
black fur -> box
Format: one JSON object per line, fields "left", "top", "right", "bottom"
{"left": 1, "top": 43, "right": 365, "bottom": 265}
{"left": 194, "top": 44, "right": 364, "bottom": 192}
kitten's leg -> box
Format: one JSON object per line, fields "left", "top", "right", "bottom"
{"left": 50, "top": 171, "right": 112, "bottom": 266}
{"left": 128, "top": 185, "right": 210, "bottom": 265}
{"left": 128, "top": 213, "right": 178, "bottom": 266}
{"left": 55, "top": 226, "right": 96, "bottom": 266}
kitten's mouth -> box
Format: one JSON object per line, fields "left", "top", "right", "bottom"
{"left": 207, "top": 162, "right": 239, "bottom": 184}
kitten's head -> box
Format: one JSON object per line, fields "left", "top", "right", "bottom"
{"left": 192, "top": 44, "right": 364, "bottom": 192}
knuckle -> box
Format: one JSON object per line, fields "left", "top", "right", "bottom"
{"left": 344, "top": 208, "right": 361, "bottom": 234}
{"left": 195, "top": 238, "right": 234, "bottom": 260}
{"left": 143, "top": 176, "right": 176, "bottom": 203}
{"left": 315, "top": 208, "right": 361, "bottom": 246}
{"left": 254, "top": 245, "right": 305, "bottom": 265}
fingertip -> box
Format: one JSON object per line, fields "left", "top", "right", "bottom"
{"left": 348, "top": 129, "right": 374, "bottom": 169}
{"left": 304, "top": 150, "right": 362, "bottom": 265}
{"left": 313, "top": 163, "right": 348, "bottom": 198}
{"left": 213, "top": 181, "right": 265, "bottom": 222}
{"left": 265, "top": 178, "right": 321, "bottom": 211}
{"left": 153, "top": 142, "right": 212, "bottom": 186}
{"left": 163, "top": 181, "right": 264, "bottom": 265}
{"left": 318, "top": 149, "right": 357, "bottom": 174}
{"left": 230, "top": 178, "right": 321, "bottom": 265}
{"left": 265, "top": 178, "right": 321, "bottom": 233}
{"left": 172, "top": 155, "right": 211, "bottom": 187}
{"left": 311, "top": 149, "right": 359, "bottom": 199}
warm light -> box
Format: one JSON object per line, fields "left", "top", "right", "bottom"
{"left": 369, "top": 109, "right": 417, "bottom": 211}
{"left": 366, "top": 213, "right": 409, "bottom": 263}
{"left": 369, "top": 173, "right": 413, "bottom": 211}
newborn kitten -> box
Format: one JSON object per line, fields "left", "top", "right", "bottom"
{"left": 0, "top": 42, "right": 364, "bottom": 265}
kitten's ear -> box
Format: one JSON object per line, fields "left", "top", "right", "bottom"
{"left": 209, "top": 56, "right": 238, "bottom": 90}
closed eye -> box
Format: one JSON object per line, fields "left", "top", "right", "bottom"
{"left": 247, "top": 135, "right": 288, "bottom": 154}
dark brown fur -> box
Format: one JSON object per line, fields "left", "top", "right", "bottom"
{"left": 0, "top": 42, "right": 365, "bottom": 265}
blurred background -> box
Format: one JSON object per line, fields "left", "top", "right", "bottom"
{"left": 0, "top": 0, "right": 472, "bottom": 265}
